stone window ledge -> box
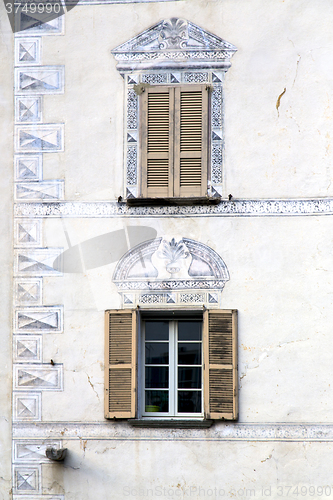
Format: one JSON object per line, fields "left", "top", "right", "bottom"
{"left": 129, "top": 419, "right": 214, "bottom": 428}
{"left": 126, "top": 197, "right": 221, "bottom": 207}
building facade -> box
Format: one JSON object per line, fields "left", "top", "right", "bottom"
{"left": 1, "top": 0, "right": 333, "bottom": 498}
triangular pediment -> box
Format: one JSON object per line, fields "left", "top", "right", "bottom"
{"left": 112, "top": 18, "right": 237, "bottom": 71}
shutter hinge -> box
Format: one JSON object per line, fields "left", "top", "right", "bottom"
{"left": 134, "top": 83, "right": 151, "bottom": 95}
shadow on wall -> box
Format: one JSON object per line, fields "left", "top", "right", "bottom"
{"left": 53, "top": 226, "right": 157, "bottom": 273}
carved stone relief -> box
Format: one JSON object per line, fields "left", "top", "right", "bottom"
{"left": 113, "top": 236, "right": 229, "bottom": 307}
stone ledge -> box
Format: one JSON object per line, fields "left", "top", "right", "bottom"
{"left": 129, "top": 419, "right": 214, "bottom": 428}
{"left": 126, "top": 197, "right": 221, "bottom": 207}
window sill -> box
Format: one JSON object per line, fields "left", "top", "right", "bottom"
{"left": 126, "top": 197, "right": 221, "bottom": 207}
{"left": 129, "top": 419, "right": 214, "bottom": 429}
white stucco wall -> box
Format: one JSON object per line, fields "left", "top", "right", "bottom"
{"left": 5, "top": 0, "right": 333, "bottom": 499}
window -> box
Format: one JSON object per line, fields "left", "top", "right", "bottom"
{"left": 104, "top": 309, "right": 238, "bottom": 421}
{"left": 142, "top": 319, "right": 203, "bottom": 416}
{"left": 140, "top": 85, "right": 209, "bottom": 199}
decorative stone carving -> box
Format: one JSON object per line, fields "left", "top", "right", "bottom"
{"left": 14, "top": 199, "right": 333, "bottom": 218}
{"left": 112, "top": 18, "right": 237, "bottom": 72}
{"left": 15, "top": 67, "right": 65, "bottom": 94}
{"left": 151, "top": 238, "right": 192, "bottom": 279}
{"left": 14, "top": 365, "right": 63, "bottom": 391}
{"left": 13, "top": 392, "right": 41, "bottom": 421}
{"left": 15, "top": 125, "right": 64, "bottom": 153}
{"left": 158, "top": 18, "right": 189, "bottom": 49}
{"left": 15, "top": 38, "right": 41, "bottom": 66}
{"left": 13, "top": 466, "right": 40, "bottom": 493}
{"left": 113, "top": 236, "right": 229, "bottom": 306}
{"left": 15, "top": 306, "right": 63, "bottom": 333}
{"left": 15, "top": 154, "right": 42, "bottom": 181}
{"left": 14, "top": 441, "right": 62, "bottom": 462}
{"left": 13, "top": 421, "right": 333, "bottom": 443}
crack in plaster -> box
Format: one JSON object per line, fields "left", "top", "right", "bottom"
{"left": 292, "top": 55, "right": 301, "bottom": 87}
{"left": 86, "top": 373, "right": 100, "bottom": 401}
{"left": 276, "top": 87, "right": 286, "bottom": 116}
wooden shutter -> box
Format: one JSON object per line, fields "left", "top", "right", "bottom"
{"left": 203, "top": 309, "right": 238, "bottom": 420}
{"left": 104, "top": 310, "right": 137, "bottom": 419}
{"left": 140, "top": 87, "right": 174, "bottom": 198}
{"left": 174, "top": 85, "right": 208, "bottom": 197}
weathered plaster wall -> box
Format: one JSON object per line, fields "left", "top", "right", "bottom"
{"left": 37, "top": 0, "right": 333, "bottom": 200}
{"left": 8, "top": 0, "right": 333, "bottom": 499}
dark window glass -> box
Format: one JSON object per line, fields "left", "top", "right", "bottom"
{"left": 145, "top": 390, "right": 169, "bottom": 412}
{"left": 145, "top": 367, "right": 169, "bottom": 388}
{"left": 178, "top": 367, "right": 201, "bottom": 388}
{"left": 178, "top": 321, "right": 202, "bottom": 341}
{"left": 178, "top": 343, "right": 201, "bottom": 365}
{"left": 145, "top": 343, "right": 169, "bottom": 364}
{"left": 145, "top": 321, "right": 169, "bottom": 341}
{"left": 178, "top": 391, "right": 201, "bottom": 413}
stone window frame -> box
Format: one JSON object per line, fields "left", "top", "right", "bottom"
{"left": 111, "top": 18, "right": 237, "bottom": 203}
{"left": 104, "top": 308, "right": 238, "bottom": 424}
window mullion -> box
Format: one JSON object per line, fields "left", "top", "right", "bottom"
{"left": 169, "top": 320, "right": 176, "bottom": 416}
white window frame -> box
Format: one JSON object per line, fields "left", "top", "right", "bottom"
{"left": 139, "top": 317, "right": 204, "bottom": 419}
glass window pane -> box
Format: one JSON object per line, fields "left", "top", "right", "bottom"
{"left": 178, "top": 367, "right": 201, "bottom": 388}
{"left": 145, "top": 367, "right": 169, "bottom": 388}
{"left": 145, "top": 343, "right": 169, "bottom": 364}
{"left": 178, "top": 391, "right": 201, "bottom": 413}
{"left": 178, "top": 321, "right": 202, "bottom": 341}
{"left": 145, "top": 390, "right": 169, "bottom": 412}
{"left": 178, "top": 343, "right": 201, "bottom": 365}
{"left": 145, "top": 321, "right": 169, "bottom": 340}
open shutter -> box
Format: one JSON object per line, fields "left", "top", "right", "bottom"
{"left": 141, "top": 87, "right": 174, "bottom": 198}
{"left": 105, "top": 310, "right": 137, "bottom": 418}
{"left": 203, "top": 309, "right": 238, "bottom": 420}
{"left": 174, "top": 85, "right": 208, "bottom": 198}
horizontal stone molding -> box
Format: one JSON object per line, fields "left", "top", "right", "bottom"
{"left": 14, "top": 199, "right": 333, "bottom": 218}
{"left": 12, "top": 422, "right": 333, "bottom": 442}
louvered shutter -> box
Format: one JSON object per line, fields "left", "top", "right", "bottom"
{"left": 141, "top": 87, "right": 174, "bottom": 198}
{"left": 174, "top": 85, "right": 208, "bottom": 197}
{"left": 105, "top": 310, "right": 137, "bottom": 418}
{"left": 203, "top": 309, "right": 238, "bottom": 420}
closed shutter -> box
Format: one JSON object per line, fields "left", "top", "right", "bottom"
{"left": 140, "top": 85, "right": 208, "bottom": 198}
{"left": 104, "top": 310, "right": 137, "bottom": 418}
{"left": 203, "top": 309, "right": 238, "bottom": 420}
{"left": 141, "top": 87, "right": 174, "bottom": 198}
{"left": 174, "top": 86, "right": 208, "bottom": 197}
